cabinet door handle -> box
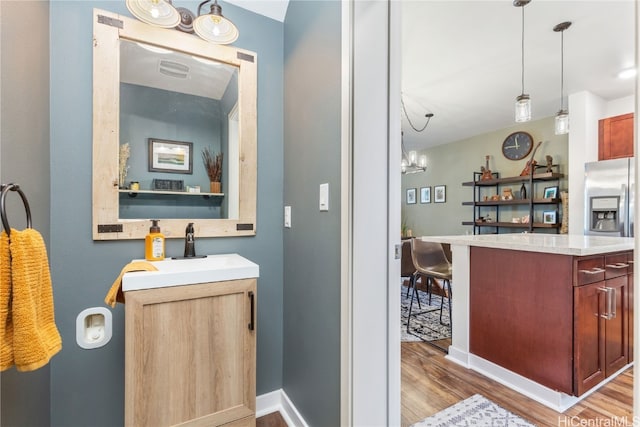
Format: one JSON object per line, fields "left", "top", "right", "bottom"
{"left": 598, "top": 287, "right": 616, "bottom": 320}
{"left": 248, "top": 291, "right": 255, "bottom": 331}
{"left": 580, "top": 267, "right": 605, "bottom": 274}
{"left": 606, "top": 263, "right": 629, "bottom": 269}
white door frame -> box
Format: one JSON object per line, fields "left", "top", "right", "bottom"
{"left": 341, "top": 1, "right": 401, "bottom": 425}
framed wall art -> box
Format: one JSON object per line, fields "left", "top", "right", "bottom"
{"left": 434, "top": 185, "right": 446, "bottom": 203}
{"left": 406, "top": 188, "right": 417, "bottom": 204}
{"left": 420, "top": 187, "right": 431, "bottom": 204}
{"left": 148, "top": 138, "right": 193, "bottom": 174}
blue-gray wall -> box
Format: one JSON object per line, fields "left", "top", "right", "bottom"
{"left": 49, "top": 1, "right": 283, "bottom": 425}
{"left": 0, "top": 1, "right": 52, "bottom": 426}
{"left": 283, "top": 1, "right": 342, "bottom": 426}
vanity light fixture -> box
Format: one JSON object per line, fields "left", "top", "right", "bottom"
{"left": 554, "top": 21, "right": 571, "bottom": 135}
{"left": 125, "top": 0, "right": 180, "bottom": 28}
{"left": 126, "top": 0, "right": 239, "bottom": 45}
{"left": 617, "top": 68, "right": 637, "bottom": 79}
{"left": 193, "top": 0, "right": 239, "bottom": 44}
{"left": 514, "top": 0, "right": 532, "bottom": 123}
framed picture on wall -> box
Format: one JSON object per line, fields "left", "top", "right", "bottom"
{"left": 434, "top": 185, "right": 446, "bottom": 203}
{"left": 406, "top": 188, "right": 417, "bottom": 204}
{"left": 148, "top": 138, "right": 193, "bottom": 174}
{"left": 420, "top": 187, "right": 431, "bottom": 204}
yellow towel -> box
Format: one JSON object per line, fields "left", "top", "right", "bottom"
{"left": 1, "top": 230, "right": 14, "bottom": 370}
{"left": 104, "top": 261, "right": 158, "bottom": 308}
{"left": 7, "top": 228, "right": 62, "bottom": 372}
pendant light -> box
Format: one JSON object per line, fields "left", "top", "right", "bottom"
{"left": 126, "top": 0, "right": 180, "bottom": 28}
{"left": 554, "top": 21, "right": 572, "bottom": 135}
{"left": 400, "top": 96, "right": 433, "bottom": 174}
{"left": 514, "top": 0, "right": 531, "bottom": 123}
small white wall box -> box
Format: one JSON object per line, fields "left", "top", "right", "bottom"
{"left": 76, "top": 307, "right": 112, "bottom": 349}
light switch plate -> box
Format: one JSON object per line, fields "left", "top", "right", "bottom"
{"left": 284, "top": 206, "right": 291, "bottom": 228}
{"left": 319, "top": 183, "right": 329, "bottom": 211}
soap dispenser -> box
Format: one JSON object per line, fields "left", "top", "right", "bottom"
{"left": 145, "top": 219, "right": 165, "bottom": 261}
{"left": 184, "top": 222, "right": 196, "bottom": 258}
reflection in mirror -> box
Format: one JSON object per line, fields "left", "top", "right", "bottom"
{"left": 92, "top": 9, "right": 257, "bottom": 240}
{"left": 118, "top": 40, "right": 239, "bottom": 220}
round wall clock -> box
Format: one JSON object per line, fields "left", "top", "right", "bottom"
{"left": 502, "top": 131, "right": 533, "bottom": 160}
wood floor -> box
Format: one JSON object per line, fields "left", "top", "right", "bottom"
{"left": 402, "top": 341, "right": 633, "bottom": 427}
{"left": 256, "top": 411, "right": 288, "bottom": 427}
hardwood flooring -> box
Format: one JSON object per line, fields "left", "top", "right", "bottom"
{"left": 401, "top": 341, "right": 633, "bottom": 427}
{"left": 256, "top": 411, "right": 288, "bottom": 427}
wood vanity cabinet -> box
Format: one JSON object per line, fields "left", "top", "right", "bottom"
{"left": 574, "top": 253, "right": 631, "bottom": 396}
{"left": 599, "top": 113, "right": 634, "bottom": 160}
{"left": 124, "top": 279, "right": 257, "bottom": 427}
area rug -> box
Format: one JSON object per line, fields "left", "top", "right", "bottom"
{"left": 401, "top": 285, "right": 451, "bottom": 343}
{"left": 411, "top": 394, "right": 536, "bottom": 427}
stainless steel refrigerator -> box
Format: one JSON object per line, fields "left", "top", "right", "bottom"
{"left": 584, "top": 157, "right": 634, "bottom": 237}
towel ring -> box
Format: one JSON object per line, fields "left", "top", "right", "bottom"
{"left": 0, "top": 183, "right": 32, "bottom": 237}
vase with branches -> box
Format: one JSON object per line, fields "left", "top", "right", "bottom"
{"left": 202, "top": 147, "right": 223, "bottom": 193}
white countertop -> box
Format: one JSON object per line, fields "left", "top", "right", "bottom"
{"left": 420, "top": 234, "right": 634, "bottom": 256}
{"left": 122, "top": 253, "right": 259, "bottom": 291}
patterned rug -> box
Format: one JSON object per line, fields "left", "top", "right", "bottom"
{"left": 401, "top": 285, "right": 451, "bottom": 343}
{"left": 411, "top": 394, "right": 536, "bottom": 427}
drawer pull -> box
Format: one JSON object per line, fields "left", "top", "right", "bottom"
{"left": 606, "top": 263, "right": 629, "bottom": 269}
{"left": 579, "top": 268, "right": 605, "bottom": 275}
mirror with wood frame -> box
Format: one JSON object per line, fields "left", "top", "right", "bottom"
{"left": 92, "top": 9, "right": 257, "bottom": 240}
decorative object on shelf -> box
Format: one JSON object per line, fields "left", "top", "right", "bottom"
{"left": 202, "top": 146, "right": 223, "bottom": 193}
{"left": 148, "top": 138, "right": 193, "bottom": 174}
{"left": 119, "top": 143, "right": 131, "bottom": 188}
{"left": 520, "top": 182, "right": 527, "bottom": 199}
{"left": 406, "top": 188, "right": 417, "bottom": 204}
{"left": 514, "top": 0, "right": 532, "bottom": 123}
{"left": 544, "top": 186, "right": 558, "bottom": 199}
{"left": 519, "top": 140, "right": 543, "bottom": 176}
{"left": 129, "top": 181, "right": 140, "bottom": 191}
{"left": 490, "top": 195, "right": 501, "bottom": 201}
{"left": 502, "top": 188, "right": 514, "bottom": 200}
{"left": 553, "top": 21, "right": 572, "bottom": 135}
{"left": 545, "top": 155, "right": 554, "bottom": 172}
{"left": 420, "top": 187, "right": 431, "bottom": 204}
{"left": 560, "top": 191, "right": 569, "bottom": 233}
{"left": 434, "top": 185, "right": 446, "bottom": 203}
{"left": 512, "top": 217, "right": 521, "bottom": 223}
{"left": 400, "top": 98, "right": 434, "bottom": 174}
{"left": 126, "top": 0, "right": 240, "bottom": 45}
{"left": 480, "top": 155, "right": 494, "bottom": 180}
{"left": 521, "top": 214, "right": 530, "bottom": 223}
{"left": 502, "top": 131, "right": 533, "bottom": 160}
{"left": 152, "top": 178, "right": 184, "bottom": 191}
{"left": 543, "top": 210, "right": 557, "bottom": 224}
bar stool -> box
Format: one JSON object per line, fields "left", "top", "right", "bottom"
{"left": 407, "top": 239, "right": 452, "bottom": 331}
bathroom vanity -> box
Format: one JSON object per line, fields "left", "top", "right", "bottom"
{"left": 122, "top": 254, "right": 259, "bottom": 427}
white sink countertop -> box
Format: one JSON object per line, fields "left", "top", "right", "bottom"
{"left": 420, "top": 234, "right": 634, "bottom": 256}
{"left": 122, "top": 253, "right": 259, "bottom": 291}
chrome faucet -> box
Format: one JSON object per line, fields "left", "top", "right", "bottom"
{"left": 184, "top": 222, "right": 196, "bottom": 257}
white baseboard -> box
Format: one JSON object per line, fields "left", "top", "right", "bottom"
{"left": 257, "top": 389, "right": 309, "bottom": 427}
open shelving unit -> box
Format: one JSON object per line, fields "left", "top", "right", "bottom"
{"left": 462, "top": 167, "right": 564, "bottom": 234}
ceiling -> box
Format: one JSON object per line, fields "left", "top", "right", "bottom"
{"left": 401, "top": 1, "right": 636, "bottom": 151}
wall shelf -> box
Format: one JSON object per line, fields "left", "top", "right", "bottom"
{"left": 118, "top": 189, "right": 224, "bottom": 198}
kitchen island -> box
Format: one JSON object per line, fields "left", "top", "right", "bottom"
{"left": 421, "top": 234, "right": 635, "bottom": 412}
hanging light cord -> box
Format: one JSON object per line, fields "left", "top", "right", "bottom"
{"left": 520, "top": 5, "right": 525, "bottom": 95}
{"left": 560, "top": 29, "right": 565, "bottom": 111}
{"left": 401, "top": 97, "right": 433, "bottom": 133}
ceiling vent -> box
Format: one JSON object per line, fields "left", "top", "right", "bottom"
{"left": 158, "top": 60, "right": 189, "bottom": 79}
